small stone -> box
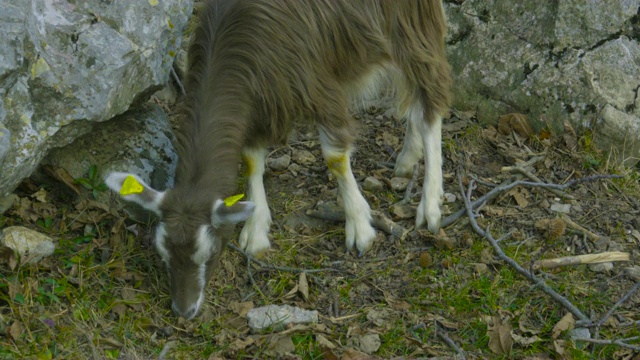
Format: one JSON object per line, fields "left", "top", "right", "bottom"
{"left": 624, "top": 266, "right": 640, "bottom": 281}
{"left": 288, "top": 163, "right": 301, "bottom": 176}
{"left": 589, "top": 262, "right": 613, "bottom": 273}
{"left": 389, "top": 203, "right": 415, "bottom": 219}
{"left": 292, "top": 150, "right": 316, "bottom": 166}
{"left": 267, "top": 154, "right": 291, "bottom": 171}
{"left": 1, "top": 226, "right": 55, "bottom": 264}
{"left": 363, "top": 177, "right": 384, "bottom": 191}
{"left": 246, "top": 305, "right": 318, "bottom": 332}
{"left": 389, "top": 177, "right": 409, "bottom": 191}
{"left": 550, "top": 203, "right": 571, "bottom": 214}
{"left": 444, "top": 192, "right": 457, "bottom": 203}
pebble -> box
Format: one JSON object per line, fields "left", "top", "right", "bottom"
{"left": 389, "top": 203, "right": 415, "bottom": 219}
{"left": 389, "top": 177, "right": 409, "bottom": 191}
{"left": 363, "top": 177, "right": 384, "bottom": 191}
{"left": 589, "top": 262, "right": 613, "bottom": 273}
{"left": 550, "top": 203, "right": 571, "bottom": 214}
{"left": 292, "top": 150, "right": 316, "bottom": 166}
{"left": 267, "top": 154, "right": 291, "bottom": 171}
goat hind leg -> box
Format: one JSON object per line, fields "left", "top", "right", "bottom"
{"left": 320, "top": 131, "right": 376, "bottom": 256}
{"left": 394, "top": 105, "right": 425, "bottom": 178}
{"left": 414, "top": 106, "right": 444, "bottom": 233}
{"left": 238, "top": 147, "right": 272, "bottom": 255}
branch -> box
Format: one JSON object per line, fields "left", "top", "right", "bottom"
{"left": 306, "top": 202, "right": 408, "bottom": 239}
{"left": 442, "top": 174, "right": 624, "bottom": 228}
{"left": 592, "top": 282, "right": 640, "bottom": 340}
{"left": 571, "top": 337, "right": 640, "bottom": 352}
{"left": 457, "top": 172, "right": 590, "bottom": 322}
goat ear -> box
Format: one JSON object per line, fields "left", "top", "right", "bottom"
{"left": 104, "top": 172, "right": 165, "bottom": 216}
{"left": 211, "top": 199, "right": 255, "bottom": 226}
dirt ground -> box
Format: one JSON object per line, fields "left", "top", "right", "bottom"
{"left": 1, "top": 96, "right": 640, "bottom": 359}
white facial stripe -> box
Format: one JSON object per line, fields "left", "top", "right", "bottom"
{"left": 154, "top": 223, "right": 171, "bottom": 264}
{"left": 191, "top": 225, "right": 215, "bottom": 265}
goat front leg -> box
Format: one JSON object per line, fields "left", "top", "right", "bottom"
{"left": 320, "top": 132, "right": 377, "bottom": 256}
{"left": 238, "top": 147, "right": 272, "bottom": 255}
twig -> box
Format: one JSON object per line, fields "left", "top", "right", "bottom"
{"left": 571, "top": 337, "right": 640, "bottom": 352}
{"left": 85, "top": 332, "right": 100, "bottom": 360}
{"left": 533, "top": 252, "right": 630, "bottom": 270}
{"left": 441, "top": 174, "right": 624, "bottom": 228}
{"left": 561, "top": 215, "right": 602, "bottom": 242}
{"left": 458, "top": 171, "right": 590, "bottom": 322}
{"left": 170, "top": 66, "right": 186, "bottom": 97}
{"left": 158, "top": 341, "right": 175, "bottom": 360}
{"left": 306, "top": 202, "right": 408, "bottom": 239}
{"left": 593, "top": 282, "right": 640, "bottom": 340}
{"left": 227, "top": 243, "right": 342, "bottom": 274}
{"left": 502, "top": 163, "right": 574, "bottom": 199}
{"left": 435, "top": 324, "right": 466, "bottom": 360}
{"left": 399, "top": 163, "right": 420, "bottom": 204}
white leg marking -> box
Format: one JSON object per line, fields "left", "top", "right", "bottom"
{"left": 239, "top": 147, "right": 272, "bottom": 255}
{"left": 416, "top": 108, "right": 444, "bottom": 233}
{"left": 395, "top": 106, "right": 424, "bottom": 178}
{"left": 320, "top": 135, "right": 376, "bottom": 255}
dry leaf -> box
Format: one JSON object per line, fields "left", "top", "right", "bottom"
{"left": 9, "top": 321, "right": 22, "bottom": 341}
{"left": 342, "top": 348, "right": 379, "bottom": 360}
{"left": 0, "top": 246, "right": 18, "bottom": 270}
{"left": 357, "top": 334, "right": 381, "bottom": 354}
{"left": 316, "top": 334, "right": 336, "bottom": 350}
{"left": 487, "top": 316, "right": 513, "bottom": 355}
{"left": 32, "top": 189, "right": 48, "bottom": 203}
{"left": 229, "top": 301, "right": 253, "bottom": 317}
{"left": 266, "top": 335, "right": 295, "bottom": 357}
{"left": 511, "top": 331, "right": 541, "bottom": 346}
{"left": 498, "top": 113, "right": 533, "bottom": 138}
{"left": 508, "top": 187, "right": 530, "bottom": 208}
{"left": 538, "top": 128, "right": 552, "bottom": 141}
{"left": 553, "top": 339, "right": 567, "bottom": 355}
{"left": 111, "top": 303, "right": 127, "bottom": 318}
{"left": 552, "top": 313, "right": 575, "bottom": 339}
{"left": 229, "top": 337, "right": 254, "bottom": 352}
{"left": 298, "top": 272, "right": 309, "bottom": 301}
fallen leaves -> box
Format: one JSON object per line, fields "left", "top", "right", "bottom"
{"left": 487, "top": 315, "right": 513, "bottom": 355}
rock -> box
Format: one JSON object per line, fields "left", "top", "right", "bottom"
{"left": 288, "top": 163, "right": 301, "bottom": 176}
{"left": 363, "top": 177, "right": 384, "bottom": 191}
{"left": 42, "top": 105, "right": 177, "bottom": 220}
{"left": 0, "top": 194, "right": 18, "bottom": 215}
{"left": 292, "top": 150, "right": 316, "bottom": 166}
{"left": 444, "top": 192, "right": 457, "bottom": 203}
{"left": 389, "top": 203, "right": 415, "bottom": 220}
{"left": 550, "top": 203, "right": 571, "bottom": 214}
{"left": 568, "top": 327, "right": 591, "bottom": 341}
{"left": 445, "top": 1, "right": 640, "bottom": 165}
{"left": 1, "top": 226, "right": 55, "bottom": 264}
{"left": 0, "top": 0, "right": 193, "bottom": 196}
{"left": 267, "top": 154, "right": 291, "bottom": 171}
{"left": 589, "top": 262, "right": 614, "bottom": 273}
{"left": 246, "top": 305, "right": 318, "bottom": 332}
{"left": 624, "top": 266, "right": 640, "bottom": 282}
{"left": 389, "top": 177, "right": 410, "bottom": 191}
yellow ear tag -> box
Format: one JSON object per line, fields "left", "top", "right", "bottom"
{"left": 223, "top": 193, "right": 244, "bottom": 207}
{"left": 120, "top": 175, "right": 145, "bottom": 196}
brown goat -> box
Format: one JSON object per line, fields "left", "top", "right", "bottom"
{"left": 106, "top": 0, "right": 451, "bottom": 319}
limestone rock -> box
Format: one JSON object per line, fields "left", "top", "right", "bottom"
{"left": 247, "top": 305, "right": 318, "bottom": 332}
{"left": 292, "top": 150, "right": 316, "bottom": 166}
{"left": 389, "top": 177, "right": 409, "bottom": 191}
{"left": 0, "top": 0, "right": 193, "bottom": 196}
{"left": 1, "top": 226, "right": 55, "bottom": 264}
{"left": 445, "top": 0, "right": 640, "bottom": 164}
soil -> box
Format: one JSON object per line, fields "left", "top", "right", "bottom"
{"left": 1, "top": 101, "right": 640, "bottom": 359}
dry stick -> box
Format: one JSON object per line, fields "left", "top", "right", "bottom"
{"left": 435, "top": 325, "right": 466, "bottom": 360}
{"left": 561, "top": 215, "right": 602, "bottom": 242}
{"left": 227, "top": 243, "right": 342, "bottom": 274}
{"left": 458, "top": 173, "right": 590, "bottom": 322}
{"left": 502, "top": 163, "right": 575, "bottom": 200}
{"left": 570, "top": 337, "right": 640, "bottom": 352}
{"left": 592, "top": 281, "right": 640, "bottom": 340}
{"left": 442, "top": 174, "right": 624, "bottom": 228}
{"left": 170, "top": 66, "right": 186, "bottom": 97}
{"left": 306, "top": 203, "right": 408, "bottom": 239}
{"left": 399, "top": 163, "right": 420, "bottom": 204}
{"left": 533, "top": 252, "right": 630, "bottom": 270}
{"left": 158, "top": 341, "right": 176, "bottom": 360}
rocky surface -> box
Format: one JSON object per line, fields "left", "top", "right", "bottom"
{"left": 1, "top": 226, "right": 55, "bottom": 264}
{"left": 0, "top": 0, "right": 193, "bottom": 196}
{"left": 246, "top": 305, "right": 319, "bottom": 332}
{"left": 445, "top": 0, "right": 640, "bottom": 164}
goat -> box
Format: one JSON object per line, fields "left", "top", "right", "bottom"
{"left": 106, "top": 0, "right": 451, "bottom": 320}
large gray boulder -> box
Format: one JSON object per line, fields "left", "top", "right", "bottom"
{"left": 446, "top": 0, "right": 640, "bottom": 163}
{"left": 0, "top": 0, "right": 193, "bottom": 196}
